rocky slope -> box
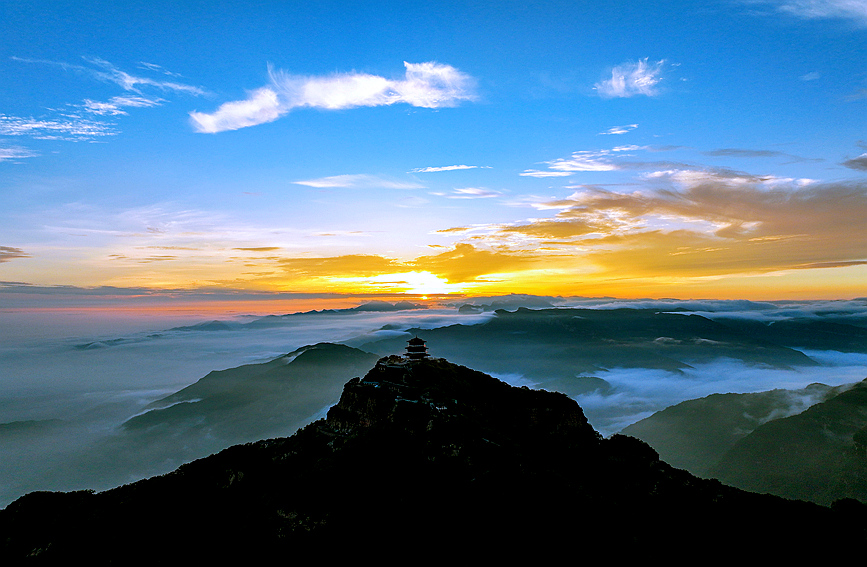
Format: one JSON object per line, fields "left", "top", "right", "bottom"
{"left": 2, "top": 357, "right": 865, "bottom": 562}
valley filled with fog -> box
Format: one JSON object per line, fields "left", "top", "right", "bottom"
{"left": 2, "top": 296, "right": 867, "bottom": 507}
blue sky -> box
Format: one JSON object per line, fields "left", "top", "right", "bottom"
{"left": 2, "top": 0, "right": 867, "bottom": 304}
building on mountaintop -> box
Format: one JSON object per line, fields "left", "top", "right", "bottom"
{"left": 405, "top": 336, "right": 429, "bottom": 360}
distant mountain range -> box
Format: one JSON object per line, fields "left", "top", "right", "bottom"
{"left": 2, "top": 344, "right": 379, "bottom": 501}
{"left": 360, "top": 306, "right": 848, "bottom": 390}
{"left": 22, "top": 303, "right": 867, "bottom": 506}
{"left": 3, "top": 356, "right": 865, "bottom": 561}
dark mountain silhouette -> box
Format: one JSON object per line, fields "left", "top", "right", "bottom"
{"left": 2, "top": 357, "right": 865, "bottom": 562}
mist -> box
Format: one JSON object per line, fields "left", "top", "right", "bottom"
{"left": 573, "top": 358, "right": 867, "bottom": 436}
{"left": 2, "top": 298, "right": 866, "bottom": 507}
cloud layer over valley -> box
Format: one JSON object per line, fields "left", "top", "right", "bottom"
{"left": 2, "top": 297, "right": 866, "bottom": 506}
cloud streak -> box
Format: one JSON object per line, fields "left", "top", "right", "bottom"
{"left": 444, "top": 188, "right": 503, "bottom": 199}
{"left": 599, "top": 124, "right": 639, "bottom": 135}
{"left": 524, "top": 145, "right": 650, "bottom": 177}
{"left": 842, "top": 152, "right": 867, "bottom": 170}
{"left": 0, "top": 114, "right": 118, "bottom": 141}
{"left": 292, "top": 174, "right": 425, "bottom": 189}
{"left": 189, "top": 61, "right": 477, "bottom": 133}
{"left": 8, "top": 57, "right": 206, "bottom": 144}
{"left": 410, "top": 165, "right": 486, "bottom": 173}
{"left": 82, "top": 95, "right": 164, "bottom": 116}
{"left": 12, "top": 56, "right": 207, "bottom": 97}
{"left": 0, "top": 146, "right": 39, "bottom": 161}
{"left": 755, "top": 0, "right": 867, "bottom": 26}
{"left": 0, "top": 246, "right": 31, "bottom": 263}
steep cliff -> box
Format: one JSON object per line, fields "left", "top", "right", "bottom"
{"left": 2, "top": 357, "right": 864, "bottom": 562}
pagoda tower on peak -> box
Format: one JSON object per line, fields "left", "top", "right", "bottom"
{"left": 405, "top": 336, "right": 430, "bottom": 360}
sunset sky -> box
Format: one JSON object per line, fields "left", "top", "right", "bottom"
{"left": 2, "top": 0, "right": 867, "bottom": 309}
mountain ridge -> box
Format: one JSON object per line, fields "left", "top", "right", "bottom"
{"left": 2, "top": 356, "right": 865, "bottom": 561}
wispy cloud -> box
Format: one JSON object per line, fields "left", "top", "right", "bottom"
{"left": 528, "top": 145, "right": 650, "bottom": 176}
{"left": 595, "top": 59, "right": 666, "bottom": 98}
{"left": 519, "top": 170, "right": 575, "bottom": 178}
{"left": 292, "top": 174, "right": 425, "bottom": 189}
{"left": 703, "top": 148, "right": 785, "bottom": 158}
{"left": 12, "top": 56, "right": 207, "bottom": 96}
{"left": 0, "top": 246, "right": 31, "bottom": 263}
{"left": 0, "top": 145, "right": 39, "bottom": 161}
{"left": 443, "top": 187, "right": 503, "bottom": 199}
{"left": 82, "top": 95, "right": 164, "bottom": 116}
{"left": 85, "top": 56, "right": 207, "bottom": 95}
{"left": 0, "top": 114, "right": 119, "bottom": 141}
{"left": 9, "top": 57, "right": 206, "bottom": 145}
{"left": 599, "top": 124, "right": 639, "bottom": 135}
{"left": 547, "top": 151, "right": 621, "bottom": 172}
{"left": 410, "top": 165, "right": 488, "bottom": 173}
{"left": 842, "top": 152, "right": 867, "bottom": 170}
{"left": 137, "top": 61, "right": 184, "bottom": 78}
{"left": 189, "top": 61, "right": 477, "bottom": 133}
{"left": 753, "top": 1, "right": 867, "bottom": 26}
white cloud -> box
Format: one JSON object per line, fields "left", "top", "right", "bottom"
{"left": 599, "top": 124, "right": 639, "bottom": 135}
{"left": 190, "top": 61, "right": 477, "bottom": 133}
{"left": 82, "top": 95, "right": 164, "bottom": 116}
{"left": 292, "top": 174, "right": 425, "bottom": 189}
{"left": 519, "top": 170, "right": 575, "bottom": 178}
{"left": 410, "top": 165, "right": 486, "bottom": 173}
{"left": 547, "top": 150, "right": 621, "bottom": 172}
{"left": 0, "top": 114, "right": 118, "bottom": 141}
{"left": 137, "top": 61, "right": 183, "bottom": 78}
{"left": 189, "top": 87, "right": 283, "bottom": 133}
{"left": 595, "top": 59, "right": 666, "bottom": 98}
{"left": 0, "top": 146, "right": 39, "bottom": 161}
{"left": 9, "top": 57, "right": 206, "bottom": 146}
{"left": 85, "top": 57, "right": 208, "bottom": 96}
{"left": 13, "top": 56, "right": 207, "bottom": 97}
{"left": 446, "top": 187, "right": 503, "bottom": 199}
{"left": 761, "top": 0, "right": 867, "bottom": 25}
{"left": 612, "top": 145, "right": 647, "bottom": 152}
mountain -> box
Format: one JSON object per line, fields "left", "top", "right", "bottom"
{"left": 4, "top": 344, "right": 379, "bottom": 502}
{"left": 620, "top": 382, "right": 850, "bottom": 476}
{"left": 710, "top": 378, "right": 867, "bottom": 505}
{"left": 360, "top": 307, "right": 820, "bottom": 393}
{"left": 123, "top": 342, "right": 379, "bottom": 445}
{"left": 2, "top": 357, "right": 865, "bottom": 561}
{"left": 710, "top": 317, "right": 867, "bottom": 352}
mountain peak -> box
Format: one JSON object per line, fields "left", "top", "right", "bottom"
{"left": 2, "top": 357, "right": 865, "bottom": 560}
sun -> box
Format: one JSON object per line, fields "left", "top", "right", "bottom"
{"left": 327, "top": 271, "right": 468, "bottom": 295}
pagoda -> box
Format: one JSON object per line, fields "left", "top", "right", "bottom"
{"left": 405, "top": 336, "right": 430, "bottom": 360}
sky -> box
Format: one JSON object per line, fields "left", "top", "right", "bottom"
{"left": 2, "top": 0, "right": 867, "bottom": 310}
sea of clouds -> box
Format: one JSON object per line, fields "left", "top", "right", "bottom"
{"left": 1, "top": 297, "right": 866, "bottom": 506}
